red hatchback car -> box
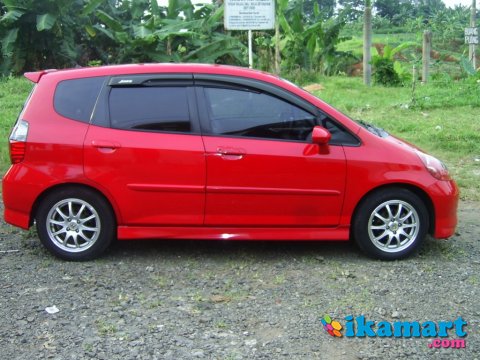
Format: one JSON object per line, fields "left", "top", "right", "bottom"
{"left": 4, "top": 64, "right": 458, "bottom": 260}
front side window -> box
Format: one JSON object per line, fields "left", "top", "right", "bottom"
{"left": 203, "top": 87, "right": 316, "bottom": 141}
{"left": 109, "top": 87, "right": 190, "bottom": 132}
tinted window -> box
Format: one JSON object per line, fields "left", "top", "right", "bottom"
{"left": 109, "top": 87, "right": 190, "bottom": 132}
{"left": 54, "top": 77, "right": 106, "bottom": 123}
{"left": 318, "top": 113, "right": 360, "bottom": 146}
{"left": 204, "top": 87, "right": 316, "bottom": 141}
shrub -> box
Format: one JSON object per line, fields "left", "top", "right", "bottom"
{"left": 372, "top": 57, "right": 401, "bottom": 86}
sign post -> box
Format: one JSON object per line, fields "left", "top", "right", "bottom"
{"left": 224, "top": 0, "right": 275, "bottom": 69}
{"left": 467, "top": 0, "right": 477, "bottom": 70}
{"left": 248, "top": 29, "right": 253, "bottom": 68}
{"left": 465, "top": 27, "right": 478, "bottom": 69}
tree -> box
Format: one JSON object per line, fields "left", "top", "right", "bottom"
{"left": 303, "top": 0, "right": 336, "bottom": 21}
{"left": 0, "top": 0, "right": 352, "bottom": 76}
{"left": 338, "top": 0, "right": 364, "bottom": 21}
{"left": 278, "top": 0, "right": 352, "bottom": 75}
{"left": 417, "top": 0, "right": 446, "bottom": 20}
{"left": 374, "top": 0, "right": 415, "bottom": 25}
{"left": 0, "top": 0, "right": 248, "bottom": 75}
{"left": 84, "top": 0, "right": 248, "bottom": 65}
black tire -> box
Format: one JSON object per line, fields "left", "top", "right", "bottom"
{"left": 352, "top": 188, "right": 428, "bottom": 260}
{"left": 36, "top": 187, "right": 115, "bottom": 261}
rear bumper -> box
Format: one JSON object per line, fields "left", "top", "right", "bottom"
{"left": 2, "top": 165, "right": 43, "bottom": 230}
{"left": 4, "top": 207, "right": 30, "bottom": 229}
{"left": 430, "top": 180, "right": 459, "bottom": 239}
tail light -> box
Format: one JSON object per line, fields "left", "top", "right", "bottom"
{"left": 9, "top": 120, "right": 29, "bottom": 164}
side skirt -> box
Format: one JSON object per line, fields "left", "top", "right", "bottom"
{"left": 117, "top": 226, "right": 350, "bottom": 241}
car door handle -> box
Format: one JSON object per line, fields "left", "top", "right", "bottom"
{"left": 215, "top": 147, "right": 246, "bottom": 160}
{"left": 216, "top": 147, "right": 246, "bottom": 155}
{"left": 91, "top": 140, "right": 121, "bottom": 149}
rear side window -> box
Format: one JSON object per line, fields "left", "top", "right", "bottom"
{"left": 108, "top": 87, "right": 190, "bottom": 132}
{"left": 54, "top": 77, "right": 106, "bottom": 123}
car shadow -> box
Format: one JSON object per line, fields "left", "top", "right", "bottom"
{"left": 101, "top": 234, "right": 464, "bottom": 264}
{"left": 104, "top": 238, "right": 368, "bottom": 263}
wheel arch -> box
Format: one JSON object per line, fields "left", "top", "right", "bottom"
{"left": 351, "top": 183, "right": 435, "bottom": 237}
{"left": 29, "top": 183, "right": 120, "bottom": 228}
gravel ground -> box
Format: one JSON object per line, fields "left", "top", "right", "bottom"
{"left": 1, "top": 200, "right": 479, "bottom": 360}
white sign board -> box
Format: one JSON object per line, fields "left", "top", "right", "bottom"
{"left": 465, "top": 27, "right": 478, "bottom": 44}
{"left": 224, "top": 0, "right": 275, "bottom": 30}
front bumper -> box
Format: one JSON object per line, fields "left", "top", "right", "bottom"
{"left": 430, "top": 179, "right": 459, "bottom": 239}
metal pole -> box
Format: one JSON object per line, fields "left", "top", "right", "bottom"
{"left": 470, "top": 0, "right": 477, "bottom": 70}
{"left": 248, "top": 29, "right": 253, "bottom": 69}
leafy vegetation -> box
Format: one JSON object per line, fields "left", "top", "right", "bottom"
{"left": 1, "top": 0, "right": 478, "bottom": 83}
{"left": 371, "top": 42, "right": 416, "bottom": 86}
{"left": 0, "top": 0, "right": 356, "bottom": 76}
{"left": 0, "top": 0, "right": 250, "bottom": 72}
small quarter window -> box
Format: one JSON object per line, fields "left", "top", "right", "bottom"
{"left": 54, "top": 77, "right": 106, "bottom": 123}
{"left": 319, "top": 113, "right": 360, "bottom": 146}
{"left": 109, "top": 87, "right": 191, "bottom": 132}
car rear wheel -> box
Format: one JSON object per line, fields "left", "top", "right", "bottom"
{"left": 353, "top": 188, "right": 428, "bottom": 260}
{"left": 36, "top": 188, "right": 115, "bottom": 261}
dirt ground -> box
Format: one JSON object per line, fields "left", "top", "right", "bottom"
{"left": 1, "top": 201, "right": 479, "bottom": 359}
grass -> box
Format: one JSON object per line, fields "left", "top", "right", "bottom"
{"left": 95, "top": 319, "right": 118, "bottom": 335}
{"left": 0, "top": 76, "right": 479, "bottom": 199}
{"left": 0, "top": 77, "right": 34, "bottom": 173}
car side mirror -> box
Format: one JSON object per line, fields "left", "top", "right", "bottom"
{"left": 311, "top": 126, "right": 331, "bottom": 145}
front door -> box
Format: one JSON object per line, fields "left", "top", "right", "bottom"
{"left": 198, "top": 86, "right": 347, "bottom": 227}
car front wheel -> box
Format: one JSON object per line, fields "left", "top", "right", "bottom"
{"left": 353, "top": 188, "right": 429, "bottom": 260}
{"left": 36, "top": 187, "right": 115, "bottom": 261}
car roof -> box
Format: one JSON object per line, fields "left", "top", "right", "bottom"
{"left": 23, "top": 63, "right": 361, "bottom": 135}
{"left": 24, "top": 63, "right": 280, "bottom": 84}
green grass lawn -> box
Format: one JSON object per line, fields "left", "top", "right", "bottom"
{"left": 0, "top": 75, "right": 479, "bottom": 199}
{"left": 0, "top": 77, "right": 34, "bottom": 172}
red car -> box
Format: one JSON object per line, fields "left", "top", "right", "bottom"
{"left": 4, "top": 64, "right": 458, "bottom": 260}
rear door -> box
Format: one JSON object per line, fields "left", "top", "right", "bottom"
{"left": 84, "top": 75, "right": 206, "bottom": 226}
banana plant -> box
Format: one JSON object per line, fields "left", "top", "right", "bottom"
{"left": 82, "top": 0, "right": 246, "bottom": 65}
{"left": 277, "top": 0, "right": 351, "bottom": 74}
{"left": 0, "top": 0, "right": 85, "bottom": 75}
{"left": 371, "top": 42, "right": 417, "bottom": 86}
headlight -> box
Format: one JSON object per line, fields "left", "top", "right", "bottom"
{"left": 416, "top": 151, "right": 451, "bottom": 181}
